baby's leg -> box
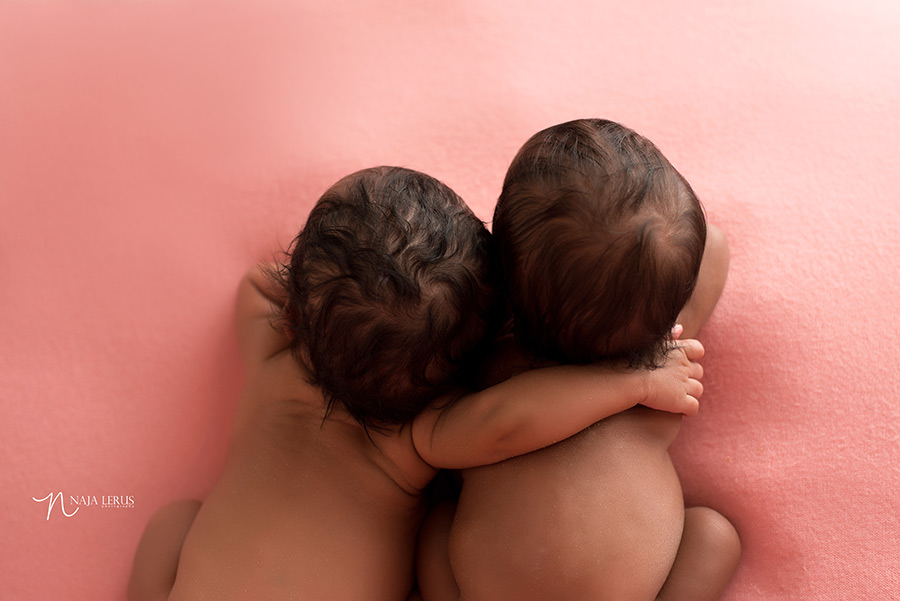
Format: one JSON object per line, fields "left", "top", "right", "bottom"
{"left": 127, "top": 499, "right": 201, "bottom": 601}
{"left": 656, "top": 506, "right": 741, "bottom": 601}
{"left": 677, "top": 224, "right": 730, "bottom": 339}
{"left": 416, "top": 501, "right": 460, "bottom": 601}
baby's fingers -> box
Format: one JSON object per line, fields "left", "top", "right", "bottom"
{"left": 679, "top": 378, "right": 703, "bottom": 417}
{"left": 682, "top": 395, "right": 700, "bottom": 417}
{"left": 688, "top": 377, "right": 704, "bottom": 401}
{"left": 689, "top": 360, "right": 704, "bottom": 382}
{"left": 677, "top": 338, "right": 705, "bottom": 361}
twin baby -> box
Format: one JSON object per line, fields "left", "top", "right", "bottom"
{"left": 129, "top": 119, "right": 740, "bottom": 601}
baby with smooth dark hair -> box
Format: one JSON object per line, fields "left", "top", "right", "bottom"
{"left": 417, "top": 120, "right": 739, "bottom": 601}
{"left": 497, "top": 118, "right": 707, "bottom": 366}
{"left": 128, "top": 165, "right": 705, "bottom": 601}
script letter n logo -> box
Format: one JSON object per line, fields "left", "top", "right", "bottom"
{"left": 32, "top": 492, "right": 79, "bottom": 520}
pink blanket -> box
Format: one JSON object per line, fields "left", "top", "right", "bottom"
{"left": 2, "top": 1, "right": 898, "bottom": 598}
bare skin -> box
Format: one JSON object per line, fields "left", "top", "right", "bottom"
{"left": 129, "top": 273, "right": 435, "bottom": 600}
{"left": 417, "top": 225, "right": 740, "bottom": 601}
{"left": 128, "top": 265, "right": 706, "bottom": 601}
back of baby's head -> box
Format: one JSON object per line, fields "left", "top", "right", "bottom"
{"left": 493, "top": 119, "right": 706, "bottom": 366}
{"left": 280, "top": 166, "right": 499, "bottom": 429}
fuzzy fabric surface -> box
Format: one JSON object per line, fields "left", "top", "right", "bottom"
{"left": 2, "top": 1, "right": 898, "bottom": 599}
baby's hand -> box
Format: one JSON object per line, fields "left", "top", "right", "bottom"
{"left": 641, "top": 339, "right": 704, "bottom": 416}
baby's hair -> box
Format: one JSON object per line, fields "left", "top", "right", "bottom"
{"left": 493, "top": 119, "right": 706, "bottom": 367}
{"left": 275, "top": 166, "right": 500, "bottom": 430}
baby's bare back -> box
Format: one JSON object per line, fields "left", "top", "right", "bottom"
{"left": 166, "top": 358, "right": 430, "bottom": 601}
{"left": 451, "top": 406, "right": 685, "bottom": 601}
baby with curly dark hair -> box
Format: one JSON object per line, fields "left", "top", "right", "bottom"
{"left": 417, "top": 120, "right": 739, "bottom": 601}
{"left": 128, "top": 165, "right": 705, "bottom": 601}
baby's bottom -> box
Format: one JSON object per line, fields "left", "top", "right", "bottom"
{"left": 417, "top": 410, "right": 740, "bottom": 601}
{"left": 419, "top": 503, "right": 738, "bottom": 601}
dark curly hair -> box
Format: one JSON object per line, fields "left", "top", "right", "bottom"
{"left": 275, "top": 166, "right": 500, "bottom": 430}
{"left": 493, "top": 119, "right": 706, "bottom": 368}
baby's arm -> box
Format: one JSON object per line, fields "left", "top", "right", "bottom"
{"left": 677, "top": 224, "right": 730, "bottom": 339}
{"left": 235, "top": 263, "right": 290, "bottom": 366}
{"left": 412, "top": 340, "right": 704, "bottom": 469}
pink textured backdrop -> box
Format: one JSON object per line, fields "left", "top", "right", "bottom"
{"left": 2, "top": 1, "right": 898, "bottom": 599}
